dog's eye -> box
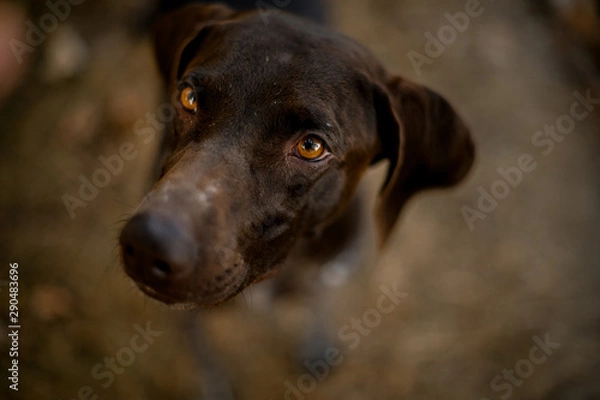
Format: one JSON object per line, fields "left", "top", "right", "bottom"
{"left": 180, "top": 86, "right": 197, "bottom": 112}
{"left": 295, "top": 136, "right": 327, "bottom": 161}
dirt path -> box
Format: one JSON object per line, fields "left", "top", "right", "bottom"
{"left": 2, "top": 1, "right": 600, "bottom": 399}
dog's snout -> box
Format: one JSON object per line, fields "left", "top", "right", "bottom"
{"left": 119, "top": 213, "right": 196, "bottom": 285}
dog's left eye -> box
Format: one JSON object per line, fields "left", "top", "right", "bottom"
{"left": 180, "top": 86, "right": 197, "bottom": 112}
{"left": 295, "top": 136, "right": 328, "bottom": 161}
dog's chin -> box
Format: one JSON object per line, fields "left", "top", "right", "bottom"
{"left": 135, "top": 283, "right": 196, "bottom": 308}
{"left": 128, "top": 261, "right": 280, "bottom": 308}
{"left": 134, "top": 276, "right": 249, "bottom": 309}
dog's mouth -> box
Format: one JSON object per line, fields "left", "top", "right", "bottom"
{"left": 129, "top": 267, "right": 251, "bottom": 308}
{"left": 134, "top": 282, "right": 197, "bottom": 309}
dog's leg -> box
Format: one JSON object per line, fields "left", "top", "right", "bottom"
{"left": 179, "top": 312, "right": 236, "bottom": 400}
{"left": 299, "top": 186, "right": 375, "bottom": 367}
{"left": 299, "top": 247, "right": 367, "bottom": 366}
{"left": 299, "top": 282, "right": 337, "bottom": 366}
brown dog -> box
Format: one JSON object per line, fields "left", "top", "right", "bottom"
{"left": 119, "top": 3, "right": 474, "bottom": 308}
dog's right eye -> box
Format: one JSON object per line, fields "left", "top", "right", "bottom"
{"left": 179, "top": 86, "right": 197, "bottom": 112}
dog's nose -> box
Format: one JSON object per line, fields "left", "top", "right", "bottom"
{"left": 119, "top": 213, "right": 196, "bottom": 284}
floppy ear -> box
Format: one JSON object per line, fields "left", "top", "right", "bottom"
{"left": 373, "top": 76, "right": 475, "bottom": 246}
{"left": 152, "top": 4, "right": 234, "bottom": 83}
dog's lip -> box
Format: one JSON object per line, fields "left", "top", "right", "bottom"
{"left": 132, "top": 269, "right": 251, "bottom": 308}
{"left": 120, "top": 243, "right": 252, "bottom": 307}
{"left": 135, "top": 282, "right": 193, "bottom": 306}
{"left": 200, "top": 269, "right": 251, "bottom": 306}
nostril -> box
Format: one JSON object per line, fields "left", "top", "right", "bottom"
{"left": 151, "top": 260, "right": 171, "bottom": 278}
{"left": 120, "top": 212, "right": 196, "bottom": 283}
{"left": 124, "top": 244, "right": 135, "bottom": 258}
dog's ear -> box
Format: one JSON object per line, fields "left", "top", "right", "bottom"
{"left": 152, "top": 4, "right": 234, "bottom": 83}
{"left": 373, "top": 76, "right": 475, "bottom": 246}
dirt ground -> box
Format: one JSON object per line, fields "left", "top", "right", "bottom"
{"left": 1, "top": 0, "right": 600, "bottom": 399}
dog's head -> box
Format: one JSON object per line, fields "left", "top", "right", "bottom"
{"left": 119, "top": 4, "right": 474, "bottom": 307}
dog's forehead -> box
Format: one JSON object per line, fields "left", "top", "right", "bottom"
{"left": 175, "top": 12, "right": 383, "bottom": 148}
{"left": 190, "top": 12, "right": 377, "bottom": 83}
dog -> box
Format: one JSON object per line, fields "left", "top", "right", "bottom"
{"left": 118, "top": 2, "right": 474, "bottom": 396}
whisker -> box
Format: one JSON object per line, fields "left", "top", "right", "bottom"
{"left": 111, "top": 213, "right": 133, "bottom": 227}
{"left": 111, "top": 198, "right": 137, "bottom": 209}
{"left": 240, "top": 290, "right": 249, "bottom": 309}
{"left": 247, "top": 286, "right": 254, "bottom": 310}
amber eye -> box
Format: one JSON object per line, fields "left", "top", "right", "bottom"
{"left": 180, "top": 86, "right": 197, "bottom": 111}
{"left": 296, "top": 136, "right": 327, "bottom": 160}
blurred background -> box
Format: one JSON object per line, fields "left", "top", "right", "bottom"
{"left": 1, "top": 0, "right": 600, "bottom": 399}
